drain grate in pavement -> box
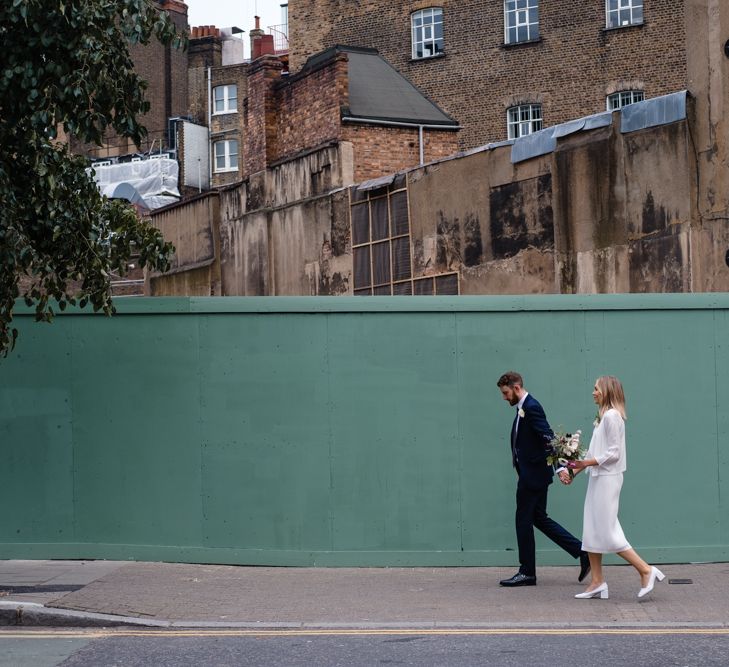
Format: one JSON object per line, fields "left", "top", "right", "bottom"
{"left": 0, "top": 585, "right": 85, "bottom": 594}
{"left": 668, "top": 579, "right": 693, "bottom": 584}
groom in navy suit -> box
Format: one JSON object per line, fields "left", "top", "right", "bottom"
{"left": 497, "top": 371, "right": 590, "bottom": 587}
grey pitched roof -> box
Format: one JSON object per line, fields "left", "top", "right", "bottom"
{"left": 299, "top": 45, "right": 458, "bottom": 128}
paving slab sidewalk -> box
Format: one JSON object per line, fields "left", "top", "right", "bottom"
{"left": 1, "top": 560, "right": 728, "bottom": 628}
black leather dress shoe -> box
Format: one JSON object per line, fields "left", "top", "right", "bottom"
{"left": 578, "top": 553, "right": 591, "bottom": 583}
{"left": 499, "top": 572, "right": 537, "bottom": 587}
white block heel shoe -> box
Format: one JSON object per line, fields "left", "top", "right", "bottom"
{"left": 638, "top": 567, "right": 665, "bottom": 598}
{"left": 575, "top": 582, "right": 608, "bottom": 599}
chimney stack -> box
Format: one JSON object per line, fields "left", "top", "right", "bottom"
{"left": 249, "top": 15, "right": 275, "bottom": 59}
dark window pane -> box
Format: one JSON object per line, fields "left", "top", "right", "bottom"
{"left": 354, "top": 246, "right": 371, "bottom": 288}
{"left": 371, "top": 197, "right": 389, "bottom": 241}
{"left": 354, "top": 288, "right": 372, "bottom": 296}
{"left": 351, "top": 203, "right": 369, "bottom": 245}
{"left": 392, "top": 173, "right": 407, "bottom": 190}
{"left": 393, "top": 282, "right": 413, "bottom": 295}
{"left": 373, "top": 285, "right": 391, "bottom": 295}
{"left": 390, "top": 191, "right": 409, "bottom": 236}
{"left": 413, "top": 277, "right": 434, "bottom": 295}
{"left": 392, "top": 237, "right": 411, "bottom": 281}
{"left": 350, "top": 186, "right": 367, "bottom": 203}
{"left": 435, "top": 273, "right": 459, "bottom": 295}
{"left": 372, "top": 242, "right": 391, "bottom": 285}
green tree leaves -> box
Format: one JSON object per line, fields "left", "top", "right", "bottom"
{"left": 0, "top": 1, "right": 185, "bottom": 356}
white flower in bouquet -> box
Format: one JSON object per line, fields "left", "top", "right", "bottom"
{"left": 546, "top": 428, "right": 586, "bottom": 468}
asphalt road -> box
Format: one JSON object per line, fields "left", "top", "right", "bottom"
{"left": 2, "top": 628, "right": 728, "bottom": 667}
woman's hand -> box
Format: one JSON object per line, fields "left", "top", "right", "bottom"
{"left": 558, "top": 470, "right": 573, "bottom": 485}
{"left": 570, "top": 458, "right": 596, "bottom": 471}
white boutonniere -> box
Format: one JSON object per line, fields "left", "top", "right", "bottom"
{"left": 518, "top": 408, "right": 525, "bottom": 418}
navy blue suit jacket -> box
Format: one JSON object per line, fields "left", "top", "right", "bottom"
{"left": 511, "top": 394, "right": 555, "bottom": 490}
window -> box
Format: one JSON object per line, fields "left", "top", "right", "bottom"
{"left": 411, "top": 8, "right": 444, "bottom": 59}
{"left": 213, "top": 84, "right": 238, "bottom": 114}
{"left": 351, "top": 179, "right": 459, "bottom": 296}
{"left": 607, "top": 90, "right": 644, "bottom": 110}
{"left": 213, "top": 139, "right": 238, "bottom": 172}
{"left": 606, "top": 0, "right": 643, "bottom": 29}
{"left": 504, "top": 0, "right": 539, "bottom": 44}
{"left": 507, "top": 104, "right": 542, "bottom": 139}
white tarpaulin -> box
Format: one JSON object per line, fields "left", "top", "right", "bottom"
{"left": 90, "top": 157, "right": 180, "bottom": 210}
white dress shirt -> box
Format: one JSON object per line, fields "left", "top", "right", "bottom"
{"left": 514, "top": 391, "right": 528, "bottom": 438}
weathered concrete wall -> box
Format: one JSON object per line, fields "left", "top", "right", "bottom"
{"left": 683, "top": 0, "right": 729, "bottom": 292}
{"left": 408, "top": 146, "right": 558, "bottom": 294}
{"left": 405, "top": 108, "right": 709, "bottom": 295}
{"left": 148, "top": 193, "right": 221, "bottom": 296}
{"left": 218, "top": 143, "right": 353, "bottom": 296}
{"left": 153, "top": 88, "right": 729, "bottom": 297}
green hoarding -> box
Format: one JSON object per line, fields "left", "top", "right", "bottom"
{"left": 1, "top": 295, "right": 727, "bottom": 565}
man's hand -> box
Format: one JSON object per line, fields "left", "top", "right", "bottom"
{"left": 558, "top": 470, "right": 572, "bottom": 485}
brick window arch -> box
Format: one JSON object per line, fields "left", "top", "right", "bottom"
{"left": 607, "top": 90, "right": 644, "bottom": 110}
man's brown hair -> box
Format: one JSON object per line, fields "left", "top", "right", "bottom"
{"left": 497, "top": 371, "right": 523, "bottom": 388}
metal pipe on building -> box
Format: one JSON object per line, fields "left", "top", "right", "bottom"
{"left": 341, "top": 116, "right": 461, "bottom": 167}
{"left": 207, "top": 66, "right": 213, "bottom": 184}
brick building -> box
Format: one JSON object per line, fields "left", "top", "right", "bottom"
{"left": 70, "top": 0, "right": 190, "bottom": 159}
{"left": 187, "top": 25, "right": 249, "bottom": 188}
{"left": 289, "top": 1, "right": 690, "bottom": 149}
{"left": 242, "top": 45, "right": 459, "bottom": 182}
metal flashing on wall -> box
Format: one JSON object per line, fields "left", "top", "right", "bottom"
{"left": 510, "top": 90, "right": 688, "bottom": 164}
{"left": 511, "top": 111, "right": 613, "bottom": 164}
{"left": 620, "top": 90, "right": 688, "bottom": 134}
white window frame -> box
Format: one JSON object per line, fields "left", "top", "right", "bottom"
{"left": 213, "top": 139, "right": 239, "bottom": 173}
{"left": 411, "top": 8, "right": 444, "bottom": 59}
{"left": 606, "top": 90, "right": 644, "bottom": 110}
{"left": 507, "top": 104, "right": 542, "bottom": 139}
{"left": 213, "top": 84, "right": 238, "bottom": 115}
{"left": 504, "top": 0, "right": 539, "bottom": 45}
{"left": 606, "top": 0, "right": 643, "bottom": 29}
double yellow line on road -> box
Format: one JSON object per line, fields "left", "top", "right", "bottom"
{"left": 2, "top": 627, "right": 729, "bottom": 639}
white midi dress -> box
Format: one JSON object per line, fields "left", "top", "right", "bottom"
{"left": 581, "top": 409, "right": 632, "bottom": 554}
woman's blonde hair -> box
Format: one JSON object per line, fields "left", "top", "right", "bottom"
{"left": 596, "top": 375, "right": 627, "bottom": 420}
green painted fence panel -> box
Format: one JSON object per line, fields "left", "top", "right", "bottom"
{"left": 1, "top": 295, "right": 728, "bottom": 565}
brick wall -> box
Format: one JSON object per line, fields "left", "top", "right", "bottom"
{"left": 342, "top": 125, "right": 459, "bottom": 182}
{"left": 245, "top": 56, "right": 285, "bottom": 175}
{"left": 289, "top": 1, "right": 688, "bottom": 150}
{"left": 272, "top": 52, "right": 347, "bottom": 162}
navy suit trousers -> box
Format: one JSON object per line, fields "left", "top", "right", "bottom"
{"left": 515, "top": 482, "right": 583, "bottom": 577}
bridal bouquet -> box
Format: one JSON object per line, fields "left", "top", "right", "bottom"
{"left": 546, "top": 429, "right": 585, "bottom": 468}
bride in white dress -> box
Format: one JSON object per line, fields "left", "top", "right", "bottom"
{"left": 562, "top": 376, "right": 664, "bottom": 600}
